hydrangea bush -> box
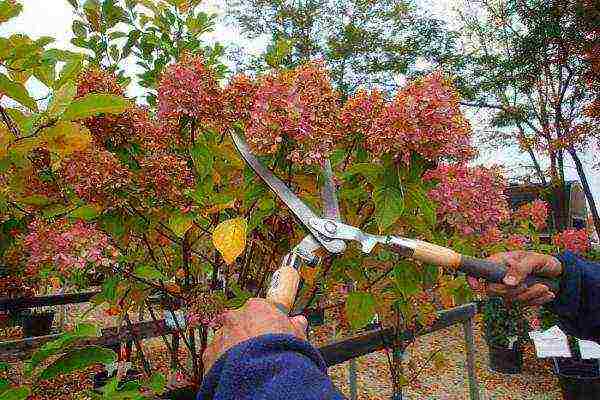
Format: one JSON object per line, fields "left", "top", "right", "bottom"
{"left": 0, "top": 0, "right": 566, "bottom": 396}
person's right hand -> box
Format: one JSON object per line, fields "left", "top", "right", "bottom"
{"left": 202, "top": 298, "right": 308, "bottom": 374}
{"left": 467, "top": 251, "right": 563, "bottom": 306}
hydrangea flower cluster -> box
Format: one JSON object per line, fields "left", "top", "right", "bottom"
{"left": 513, "top": 200, "right": 549, "bottom": 231}
{"left": 77, "top": 68, "right": 124, "bottom": 98}
{"left": 505, "top": 234, "right": 529, "bottom": 250}
{"left": 339, "top": 89, "right": 385, "bottom": 139}
{"left": 552, "top": 228, "right": 590, "bottom": 253}
{"left": 424, "top": 163, "right": 510, "bottom": 236}
{"left": 223, "top": 73, "right": 257, "bottom": 127}
{"left": 367, "top": 72, "right": 475, "bottom": 164}
{"left": 76, "top": 68, "right": 135, "bottom": 148}
{"left": 245, "top": 62, "right": 341, "bottom": 165}
{"left": 61, "top": 150, "right": 131, "bottom": 204}
{"left": 21, "top": 168, "right": 63, "bottom": 203}
{"left": 23, "top": 219, "right": 117, "bottom": 278}
{"left": 157, "top": 54, "right": 224, "bottom": 130}
{"left": 137, "top": 153, "right": 195, "bottom": 204}
{"left": 185, "top": 289, "right": 226, "bottom": 328}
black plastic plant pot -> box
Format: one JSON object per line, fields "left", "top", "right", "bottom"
{"left": 93, "top": 369, "right": 143, "bottom": 390}
{"left": 553, "top": 358, "right": 600, "bottom": 400}
{"left": 306, "top": 308, "right": 325, "bottom": 327}
{"left": 22, "top": 311, "right": 55, "bottom": 337}
{"left": 159, "top": 387, "right": 198, "bottom": 400}
{"left": 488, "top": 344, "right": 523, "bottom": 374}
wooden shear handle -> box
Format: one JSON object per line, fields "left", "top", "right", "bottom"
{"left": 266, "top": 253, "right": 301, "bottom": 314}
{"left": 389, "top": 239, "right": 560, "bottom": 292}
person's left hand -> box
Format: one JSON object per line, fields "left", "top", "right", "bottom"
{"left": 467, "top": 251, "right": 562, "bottom": 306}
{"left": 202, "top": 298, "right": 308, "bottom": 374}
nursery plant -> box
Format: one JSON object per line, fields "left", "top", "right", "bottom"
{"left": 0, "top": 0, "right": 556, "bottom": 397}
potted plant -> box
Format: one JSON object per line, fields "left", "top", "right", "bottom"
{"left": 483, "top": 297, "right": 528, "bottom": 374}
{"left": 538, "top": 305, "right": 600, "bottom": 399}
{"left": 553, "top": 344, "right": 600, "bottom": 400}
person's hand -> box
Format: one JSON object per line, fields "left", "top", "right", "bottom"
{"left": 203, "top": 298, "right": 308, "bottom": 373}
{"left": 467, "top": 251, "right": 563, "bottom": 306}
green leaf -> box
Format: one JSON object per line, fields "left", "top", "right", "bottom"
{"left": 346, "top": 162, "right": 383, "bottom": 185}
{"left": 133, "top": 265, "right": 164, "bottom": 281}
{"left": 61, "top": 94, "right": 130, "bottom": 121}
{"left": 345, "top": 291, "right": 376, "bottom": 330}
{"left": 0, "top": 73, "right": 37, "bottom": 111}
{"left": 27, "top": 323, "right": 100, "bottom": 374}
{"left": 69, "top": 204, "right": 101, "bottom": 220}
{"left": 47, "top": 81, "right": 77, "bottom": 117}
{"left": 0, "top": 387, "right": 30, "bottom": 400}
{"left": 67, "top": 0, "right": 79, "bottom": 8}
{"left": 42, "top": 203, "right": 71, "bottom": 218}
{"left": 39, "top": 346, "right": 116, "bottom": 380}
{"left": 190, "top": 143, "right": 213, "bottom": 179}
{"left": 168, "top": 213, "right": 193, "bottom": 238}
{"left": 0, "top": 1, "right": 23, "bottom": 24}
{"left": 392, "top": 262, "right": 420, "bottom": 297}
{"left": 19, "top": 194, "right": 51, "bottom": 206}
{"left": 144, "top": 372, "right": 166, "bottom": 394}
{"left": 72, "top": 20, "right": 87, "bottom": 38}
{"left": 373, "top": 186, "right": 404, "bottom": 232}
{"left": 406, "top": 185, "right": 436, "bottom": 228}
{"left": 54, "top": 55, "right": 84, "bottom": 89}
{"left": 33, "top": 61, "right": 56, "bottom": 88}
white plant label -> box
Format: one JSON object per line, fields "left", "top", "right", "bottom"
{"left": 578, "top": 339, "right": 600, "bottom": 359}
{"left": 529, "top": 325, "right": 571, "bottom": 358}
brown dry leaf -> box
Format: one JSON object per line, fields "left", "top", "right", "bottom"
{"left": 212, "top": 218, "right": 247, "bottom": 264}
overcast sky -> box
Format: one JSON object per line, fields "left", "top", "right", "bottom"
{"left": 2, "top": 0, "right": 599, "bottom": 209}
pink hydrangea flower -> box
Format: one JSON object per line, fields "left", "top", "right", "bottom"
{"left": 424, "top": 164, "right": 510, "bottom": 236}
{"left": 553, "top": 229, "right": 590, "bottom": 253}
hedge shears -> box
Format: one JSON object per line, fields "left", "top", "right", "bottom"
{"left": 230, "top": 132, "right": 553, "bottom": 314}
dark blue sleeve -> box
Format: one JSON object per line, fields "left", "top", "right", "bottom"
{"left": 197, "top": 333, "right": 346, "bottom": 400}
{"left": 548, "top": 251, "right": 600, "bottom": 341}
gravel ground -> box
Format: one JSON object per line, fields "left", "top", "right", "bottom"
{"left": 324, "top": 317, "right": 561, "bottom": 400}
{"left": 1, "top": 304, "right": 563, "bottom": 400}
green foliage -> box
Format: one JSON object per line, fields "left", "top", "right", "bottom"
{"left": 483, "top": 298, "right": 528, "bottom": 348}
{"left": 0, "top": 73, "right": 37, "bottom": 111}
{"left": 61, "top": 93, "right": 130, "bottom": 121}
{"left": 0, "top": 0, "right": 22, "bottom": 24}
{"left": 373, "top": 186, "right": 404, "bottom": 232}
{"left": 0, "top": 387, "right": 30, "bottom": 400}
{"left": 345, "top": 291, "right": 377, "bottom": 330}
{"left": 26, "top": 323, "right": 102, "bottom": 375}
{"left": 228, "top": 0, "right": 460, "bottom": 94}
{"left": 39, "top": 346, "right": 116, "bottom": 380}
{"left": 134, "top": 264, "right": 165, "bottom": 280}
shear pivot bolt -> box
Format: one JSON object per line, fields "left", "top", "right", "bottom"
{"left": 324, "top": 221, "right": 337, "bottom": 235}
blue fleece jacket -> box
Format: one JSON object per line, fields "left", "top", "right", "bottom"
{"left": 550, "top": 251, "right": 600, "bottom": 341}
{"left": 198, "top": 251, "right": 600, "bottom": 399}
{"left": 197, "top": 333, "right": 345, "bottom": 400}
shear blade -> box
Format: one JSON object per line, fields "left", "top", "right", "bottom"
{"left": 230, "top": 131, "right": 346, "bottom": 254}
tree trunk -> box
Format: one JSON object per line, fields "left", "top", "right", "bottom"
{"left": 568, "top": 147, "right": 600, "bottom": 237}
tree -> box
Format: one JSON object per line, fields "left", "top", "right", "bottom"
{"left": 226, "top": 0, "right": 461, "bottom": 96}
{"left": 455, "top": 0, "right": 600, "bottom": 235}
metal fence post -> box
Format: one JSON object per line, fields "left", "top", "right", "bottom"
{"left": 463, "top": 316, "right": 481, "bottom": 400}
{"left": 349, "top": 358, "right": 357, "bottom": 400}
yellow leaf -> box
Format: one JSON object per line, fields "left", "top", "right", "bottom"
{"left": 212, "top": 218, "right": 247, "bottom": 265}
{"left": 43, "top": 122, "right": 91, "bottom": 157}
{"left": 0, "top": 123, "right": 14, "bottom": 158}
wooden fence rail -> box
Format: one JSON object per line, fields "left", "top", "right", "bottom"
{"left": 0, "top": 291, "right": 100, "bottom": 311}
{"left": 0, "top": 294, "right": 481, "bottom": 399}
